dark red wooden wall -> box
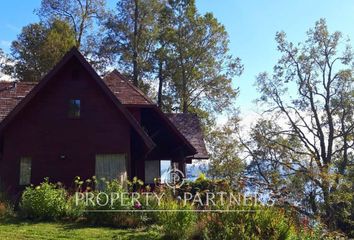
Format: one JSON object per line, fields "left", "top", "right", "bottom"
{"left": 0, "top": 58, "right": 131, "bottom": 192}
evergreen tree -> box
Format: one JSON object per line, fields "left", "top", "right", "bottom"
{"left": 8, "top": 20, "right": 76, "bottom": 82}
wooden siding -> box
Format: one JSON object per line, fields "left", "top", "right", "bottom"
{"left": 0, "top": 58, "right": 131, "bottom": 192}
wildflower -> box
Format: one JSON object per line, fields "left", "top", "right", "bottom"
{"left": 134, "top": 202, "right": 142, "bottom": 209}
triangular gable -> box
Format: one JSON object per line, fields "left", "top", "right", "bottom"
{"left": 0, "top": 48, "right": 155, "bottom": 152}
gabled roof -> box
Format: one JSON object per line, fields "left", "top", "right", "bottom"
{"left": 166, "top": 113, "right": 209, "bottom": 159}
{"left": 0, "top": 48, "right": 155, "bottom": 152}
{"left": 103, "top": 70, "right": 154, "bottom": 106}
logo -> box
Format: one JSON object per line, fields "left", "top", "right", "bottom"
{"left": 165, "top": 168, "right": 185, "bottom": 193}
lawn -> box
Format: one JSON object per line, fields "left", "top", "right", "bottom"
{"left": 0, "top": 218, "right": 162, "bottom": 240}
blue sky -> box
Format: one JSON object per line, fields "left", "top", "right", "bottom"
{"left": 1, "top": 1, "right": 354, "bottom": 115}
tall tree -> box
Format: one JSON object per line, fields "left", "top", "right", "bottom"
{"left": 165, "top": 0, "right": 242, "bottom": 114}
{"left": 35, "top": 0, "right": 106, "bottom": 49}
{"left": 101, "top": 0, "right": 161, "bottom": 88}
{"left": 248, "top": 19, "right": 354, "bottom": 232}
{"left": 8, "top": 20, "right": 76, "bottom": 82}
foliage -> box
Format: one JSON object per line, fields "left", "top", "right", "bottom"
{"left": 101, "top": 0, "right": 242, "bottom": 119}
{"left": 83, "top": 178, "right": 148, "bottom": 228}
{"left": 157, "top": 199, "right": 197, "bottom": 240}
{"left": 0, "top": 48, "right": 11, "bottom": 77}
{"left": 101, "top": 0, "right": 161, "bottom": 88}
{"left": 12, "top": 176, "right": 334, "bottom": 238}
{"left": 7, "top": 19, "right": 76, "bottom": 82}
{"left": 200, "top": 206, "right": 293, "bottom": 240}
{"left": 246, "top": 19, "right": 354, "bottom": 235}
{"left": 20, "top": 179, "right": 67, "bottom": 220}
{"left": 0, "top": 188, "right": 13, "bottom": 219}
{"left": 178, "top": 174, "right": 234, "bottom": 204}
{"left": 35, "top": 0, "right": 106, "bottom": 48}
{"left": 161, "top": 0, "right": 242, "bottom": 114}
{"left": 207, "top": 112, "right": 245, "bottom": 187}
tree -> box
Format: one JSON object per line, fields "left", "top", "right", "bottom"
{"left": 8, "top": 20, "right": 76, "bottom": 82}
{"left": 35, "top": 0, "right": 106, "bottom": 49}
{"left": 207, "top": 113, "right": 245, "bottom": 187}
{"left": 248, "top": 19, "right": 354, "bottom": 232}
{"left": 0, "top": 49, "right": 11, "bottom": 80}
{"left": 164, "top": 0, "right": 242, "bottom": 114}
{"left": 101, "top": 0, "right": 161, "bottom": 88}
{"left": 0, "top": 49, "right": 7, "bottom": 75}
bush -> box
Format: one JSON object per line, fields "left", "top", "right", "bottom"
{"left": 0, "top": 187, "right": 13, "bottom": 219}
{"left": 65, "top": 194, "right": 85, "bottom": 220}
{"left": 84, "top": 178, "right": 147, "bottom": 228}
{"left": 157, "top": 199, "right": 197, "bottom": 240}
{"left": 20, "top": 179, "right": 67, "bottom": 220}
{"left": 199, "top": 205, "right": 294, "bottom": 240}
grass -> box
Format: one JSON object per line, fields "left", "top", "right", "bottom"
{"left": 0, "top": 217, "right": 162, "bottom": 240}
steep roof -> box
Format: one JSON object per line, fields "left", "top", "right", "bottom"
{"left": 166, "top": 113, "right": 209, "bottom": 159}
{"left": 103, "top": 70, "right": 154, "bottom": 106}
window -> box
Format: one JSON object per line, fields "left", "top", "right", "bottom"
{"left": 19, "top": 157, "right": 31, "bottom": 185}
{"left": 95, "top": 154, "right": 127, "bottom": 188}
{"left": 145, "top": 160, "right": 161, "bottom": 184}
{"left": 68, "top": 100, "right": 80, "bottom": 118}
{"left": 160, "top": 160, "right": 171, "bottom": 184}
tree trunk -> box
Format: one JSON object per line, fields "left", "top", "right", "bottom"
{"left": 181, "top": 63, "right": 188, "bottom": 113}
{"left": 132, "top": 0, "right": 139, "bottom": 87}
{"left": 157, "top": 60, "right": 163, "bottom": 108}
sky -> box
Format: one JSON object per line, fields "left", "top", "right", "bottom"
{"left": 1, "top": 0, "right": 354, "bottom": 118}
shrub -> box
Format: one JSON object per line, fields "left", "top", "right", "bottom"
{"left": 0, "top": 186, "right": 13, "bottom": 219}
{"left": 200, "top": 205, "right": 294, "bottom": 240}
{"left": 157, "top": 199, "right": 197, "bottom": 240}
{"left": 20, "top": 179, "right": 67, "bottom": 220}
{"left": 84, "top": 178, "right": 147, "bottom": 228}
{"left": 65, "top": 194, "right": 85, "bottom": 220}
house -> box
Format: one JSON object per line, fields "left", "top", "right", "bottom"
{"left": 0, "top": 48, "right": 208, "bottom": 193}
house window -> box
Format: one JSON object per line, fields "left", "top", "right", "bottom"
{"left": 160, "top": 160, "right": 171, "bottom": 184}
{"left": 68, "top": 100, "right": 80, "bottom": 118}
{"left": 145, "top": 160, "right": 161, "bottom": 184}
{"left": 19, "top": 157, "right": 31, "bottom": 185}
{"left": 95, "top": 154, "right": 127, "bottom": 188}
